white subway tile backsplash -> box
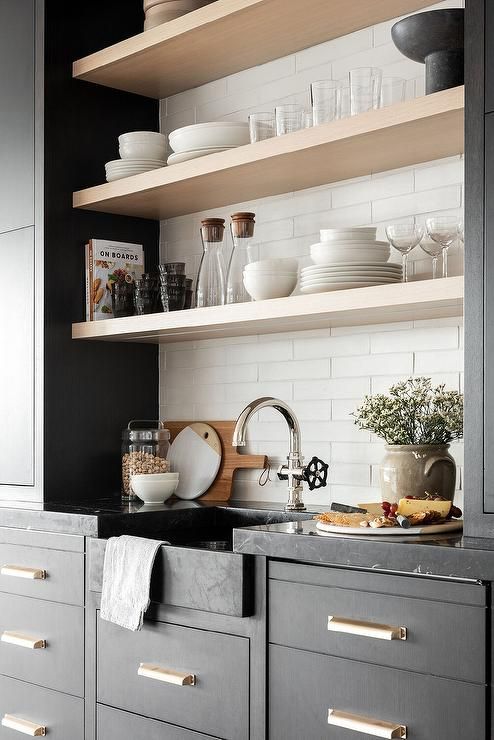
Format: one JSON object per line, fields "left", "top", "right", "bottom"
{"left": 158, "top": 3, "right": 465, "bottom": 504}
{"left": 333, "top": 353, "right": 414, "bottom": 378}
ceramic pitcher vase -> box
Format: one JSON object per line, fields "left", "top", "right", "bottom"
{"left": 380, "top": 444, "right": 456, "bottom": 503}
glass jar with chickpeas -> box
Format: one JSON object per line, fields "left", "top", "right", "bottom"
{"left": 121, "top": 421, "right": 170, "bottom": 501}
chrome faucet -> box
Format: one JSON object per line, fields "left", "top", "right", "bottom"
{"left": 233, "top": 397, "right": 329, "bottom": 511}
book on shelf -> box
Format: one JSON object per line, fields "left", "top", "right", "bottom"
{"left": 85, "top": 239, "right": 144, "bottom": 321}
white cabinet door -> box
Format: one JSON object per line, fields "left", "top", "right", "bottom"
{"left": 0, "top": 227, "right": 35, "bottom": 486}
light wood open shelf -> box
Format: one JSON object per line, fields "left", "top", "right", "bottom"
{"left": 73, "top": 0, "right": 435, "bottom": 99}
{"left": 72, "top": 277, "right": 463, "bottom": 345}
{"left": 73, "top": 87, "right": 464, "bottom": 221}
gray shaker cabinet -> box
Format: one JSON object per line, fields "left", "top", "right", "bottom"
{"left": 0, "top": 0, "right": 35, "bottom": 233}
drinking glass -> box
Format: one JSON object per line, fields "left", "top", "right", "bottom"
{"left": 275, "top": 104, "right": 305, "bottom": 135}
{"left": 349, "top": 67, "right": 382, "bottom": 115}
{"left": 310, "top": 80, "right": 339, "bottom": 125}
{"left": 425, "top": 216, "right": 460, "bottom": 278}
{"left": 337, "top": 85, "right": 351, "bottom": 119}
{"left": 380, "top": 77, "right": 406, "bottom": 108}
{"left": 385, "top": 223, "right": 424, "bottom": 283}
{"left": 419, "top": 238, "right": 443, "bottom": 279}
{"left": 249, "top": 112, "right": 276, "bottom": 143}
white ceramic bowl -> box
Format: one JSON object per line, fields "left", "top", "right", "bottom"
{"left": 243, "top": 271, "right": 297, "bottom": 300}
{"left": 131, "top": 474, "right": 179, "bottom": 504}
{"left": 119, "top": 142, "right": 167, "bottom": 160}
{"left": 320, "top": 228, "right": 377, "bottom": 242}
{"left": 169, "top": 122, "right": 250, "bottom": 153}
{"left": 244, "top": 258, "right": 298, "bottom": 273}
{"left": 311, "top": 244, "right": 390, "bottom": 265}
{"left": 132, "top": 472, "right": 179, "bottom": 481}
{"left": 119, "top": 131, "right": 167, "bottom": 144}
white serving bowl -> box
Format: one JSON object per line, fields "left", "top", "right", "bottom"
{"left": 311, "top": 244, "right": 390, "bottom": 265}
{"left": 132, "top": 472, "right": 179, "bottom": 481}
{"left": 243, "top": 271, "right": 297, "bottom": 301}
{"left": 169, "top": 122, "right": 250, "bottom": 153}
{"left": 320, "top": 227, "right": 377, "bottom": 241}
{"left": 131, "top": 474, "right": 179, "bottom": 504}
{"left": 245, "top": 258, "right": 299, "bottom": 273}
{"left": 119, "top": 142, "right": 167, "bottom": 160}
{"left": 119, "top": 131, "right": 167, "bottom": 145}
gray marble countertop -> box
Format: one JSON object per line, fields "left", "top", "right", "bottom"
{"left": 233, "top": 519, "right": 494, "bottom": 581}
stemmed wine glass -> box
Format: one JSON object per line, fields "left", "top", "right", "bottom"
{"left": 385, "top": 224, "right": 424, "bottom": 282}
{"left": 425, "top": 217, "right": 460, "bottom": 278}
{"left": 419, "top": 238, "right": 443, "bottom": 279}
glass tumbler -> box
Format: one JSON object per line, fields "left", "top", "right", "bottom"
{"left": 275, "top": 104, "right": 305, "bottom": 135}
{"left": 310, "top": 80, "right": 339, "bottom": 125}
{"left": 134, "top": 274, "right": 160, "bottom": 315}
{"left": 337, "top": 85, "right": 351, "bottom": 119}
{"left": 349, "top": 67, "right": 382, "bottom": 115}
{"left": 379, "top": 77, "right": 406, "bottom": 108}
{"left": 196, "top": 218, "right": 227, "bottom": 307}
{"left": 249, "top": 112, "right": 276, "bottom": 143}
{"left": 111, "top": 281, "right": 135, "bottom": 318}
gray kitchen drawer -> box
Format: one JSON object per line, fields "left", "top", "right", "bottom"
{"left": 0, "top": 674, "right": 84, "bottom": 740}
{"left": 97, "top": 616, "right": 249, "bottom": 740}
{"left": 0, "top": 543, "right": 84, "bottom": 606}
{"left": 89, "top": 538, "right": 252, "bottom": 616}
{"left": 269, "top": 645, "right": 486, "bottom": 740}
{"left": 97, "top": 704, "right": 219, "bottom": 740}
{"left": 269, "top": 562, "right": 486, "bottom": 683}
{"left": 0, "top": 592, "right": 84, "bottom": 696}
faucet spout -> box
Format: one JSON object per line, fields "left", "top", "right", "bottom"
{"left": 232, "top": 397, "right": 301, "bottom": 456}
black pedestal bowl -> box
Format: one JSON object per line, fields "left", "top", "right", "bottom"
{"left": 391, "top": 9, "right": 464, "bottom": 95}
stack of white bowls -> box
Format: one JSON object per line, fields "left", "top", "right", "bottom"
{"left": 144, "top": 0, "right": 214, "bottom": 31}
{"left": 105, "top": 132, "right": 167, "bottom": 182}
{"left": 300, "top": 227, "right": 402, "bottom": 294}
{"left": 167, "top": 122, "right": 250, "bottom": 165}
{"left": 243, "top": 259, "right": 298, "bottom": 301}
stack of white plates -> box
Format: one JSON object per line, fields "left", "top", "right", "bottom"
{"left": 105, "top": 159, "right": 165, "bottom": 182}
{"left": 301, "top": 227, "right": 402, "bottom": 294}
{"left": 168, "top": 122, "right": 250, "bottom": 165}
{"left": 300, "top": 263, "right": 402, "bottom": 293}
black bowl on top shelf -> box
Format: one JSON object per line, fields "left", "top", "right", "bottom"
{"left": 391, "top": 9, "right": 464, "bottom": 95}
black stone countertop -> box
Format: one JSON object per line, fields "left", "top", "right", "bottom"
{"left": 232, "top": 520, "right": 494, "bottom": 581}
{"left": 0, "top": 498, "right": 316, "bottom": 538}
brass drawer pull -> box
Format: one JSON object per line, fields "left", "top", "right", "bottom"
{"left": 1, "top": 631, "right": 46, "bottom": 650}
{"left": 1, "top": 565, "right": 47, "bottom": 580}
{"left": 138, "top": 662, "right": 196, "bottom": 686}
{"left": 2, "top": 714, "right": 46, "bottom": 736}
{"left": 328, "top": 709, "right": 407, "bottom": 738}
{"left": 327, "top": 616, "right": 407, "bottom": 641}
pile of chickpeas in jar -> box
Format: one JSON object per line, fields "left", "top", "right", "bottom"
{"left": 121, "top": 421, "right": 170, "bottom": 501}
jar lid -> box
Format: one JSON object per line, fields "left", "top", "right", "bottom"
{"left": 122, "top": 420, "right": 170, "bottom": 442}
{"left": 231, "top": 212, "right": 255, "bottom": 238}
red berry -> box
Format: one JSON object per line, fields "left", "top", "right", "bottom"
{"left": 390, "top": 504, "right": 398, "bottom": 514}
{"left": 382, "top": 501, "right": 391, "bottom": 508}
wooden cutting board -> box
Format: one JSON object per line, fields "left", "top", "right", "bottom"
{"left": 166, "top": 420, "right": 268, "bottom": 502}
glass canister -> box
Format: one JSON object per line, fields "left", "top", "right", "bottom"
{"left": 226, "top": 212, "right": 256, "bottom": 304}
{"left": 196, "top": 218, "right": 226, "bottom": 308}
{"left": 121, "top": 420, "right": 170, "bottom": 501}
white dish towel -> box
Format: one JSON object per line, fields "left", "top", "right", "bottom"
{"left": 100, "top": 535, "right": 167, "bottom": 631}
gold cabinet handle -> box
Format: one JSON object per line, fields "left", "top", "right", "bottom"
{"left": 0, "top": 565, "right": 46, "bottom": 580}
{"left": 1, "top": 631, "right": 46, "bottom": 650}
{"left": 328, "top": 709, "right": 407, "bottom": 738}
{"left": 1, "top": 714, "right": 46, "bottom": 736}
{"left": 138, "top": 662, "right": 196, "bottom": 686}
{"left": 327, "top": 616, "right": 407, "bottom": 641}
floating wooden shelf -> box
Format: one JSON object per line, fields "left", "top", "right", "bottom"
{"left": 73, "top": 0, "right": 435, "bottom": 99}
{"left": 73, "top": 87, "right": 464, "bottom": 221}
{"left": 72, "top": 277, "right": 463, "bottom": 345}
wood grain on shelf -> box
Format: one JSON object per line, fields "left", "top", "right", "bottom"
{"left": 166, "top": 421, "right": 267, "bottom": 502}
{"left": 73, "top": 87, "right": 464, "bottom": 221}
{"left": 73, "top": 0, "right": 435, "bottom": 99}
{"left": 72, "top": 277, "right": 464, "bottom": 344}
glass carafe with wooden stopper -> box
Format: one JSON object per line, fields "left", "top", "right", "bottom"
{"left": 226, "top": 212, "right": 256, "bottom": 304}
{"left": 196, "top": 218, "right": 226, "bottom": 308}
